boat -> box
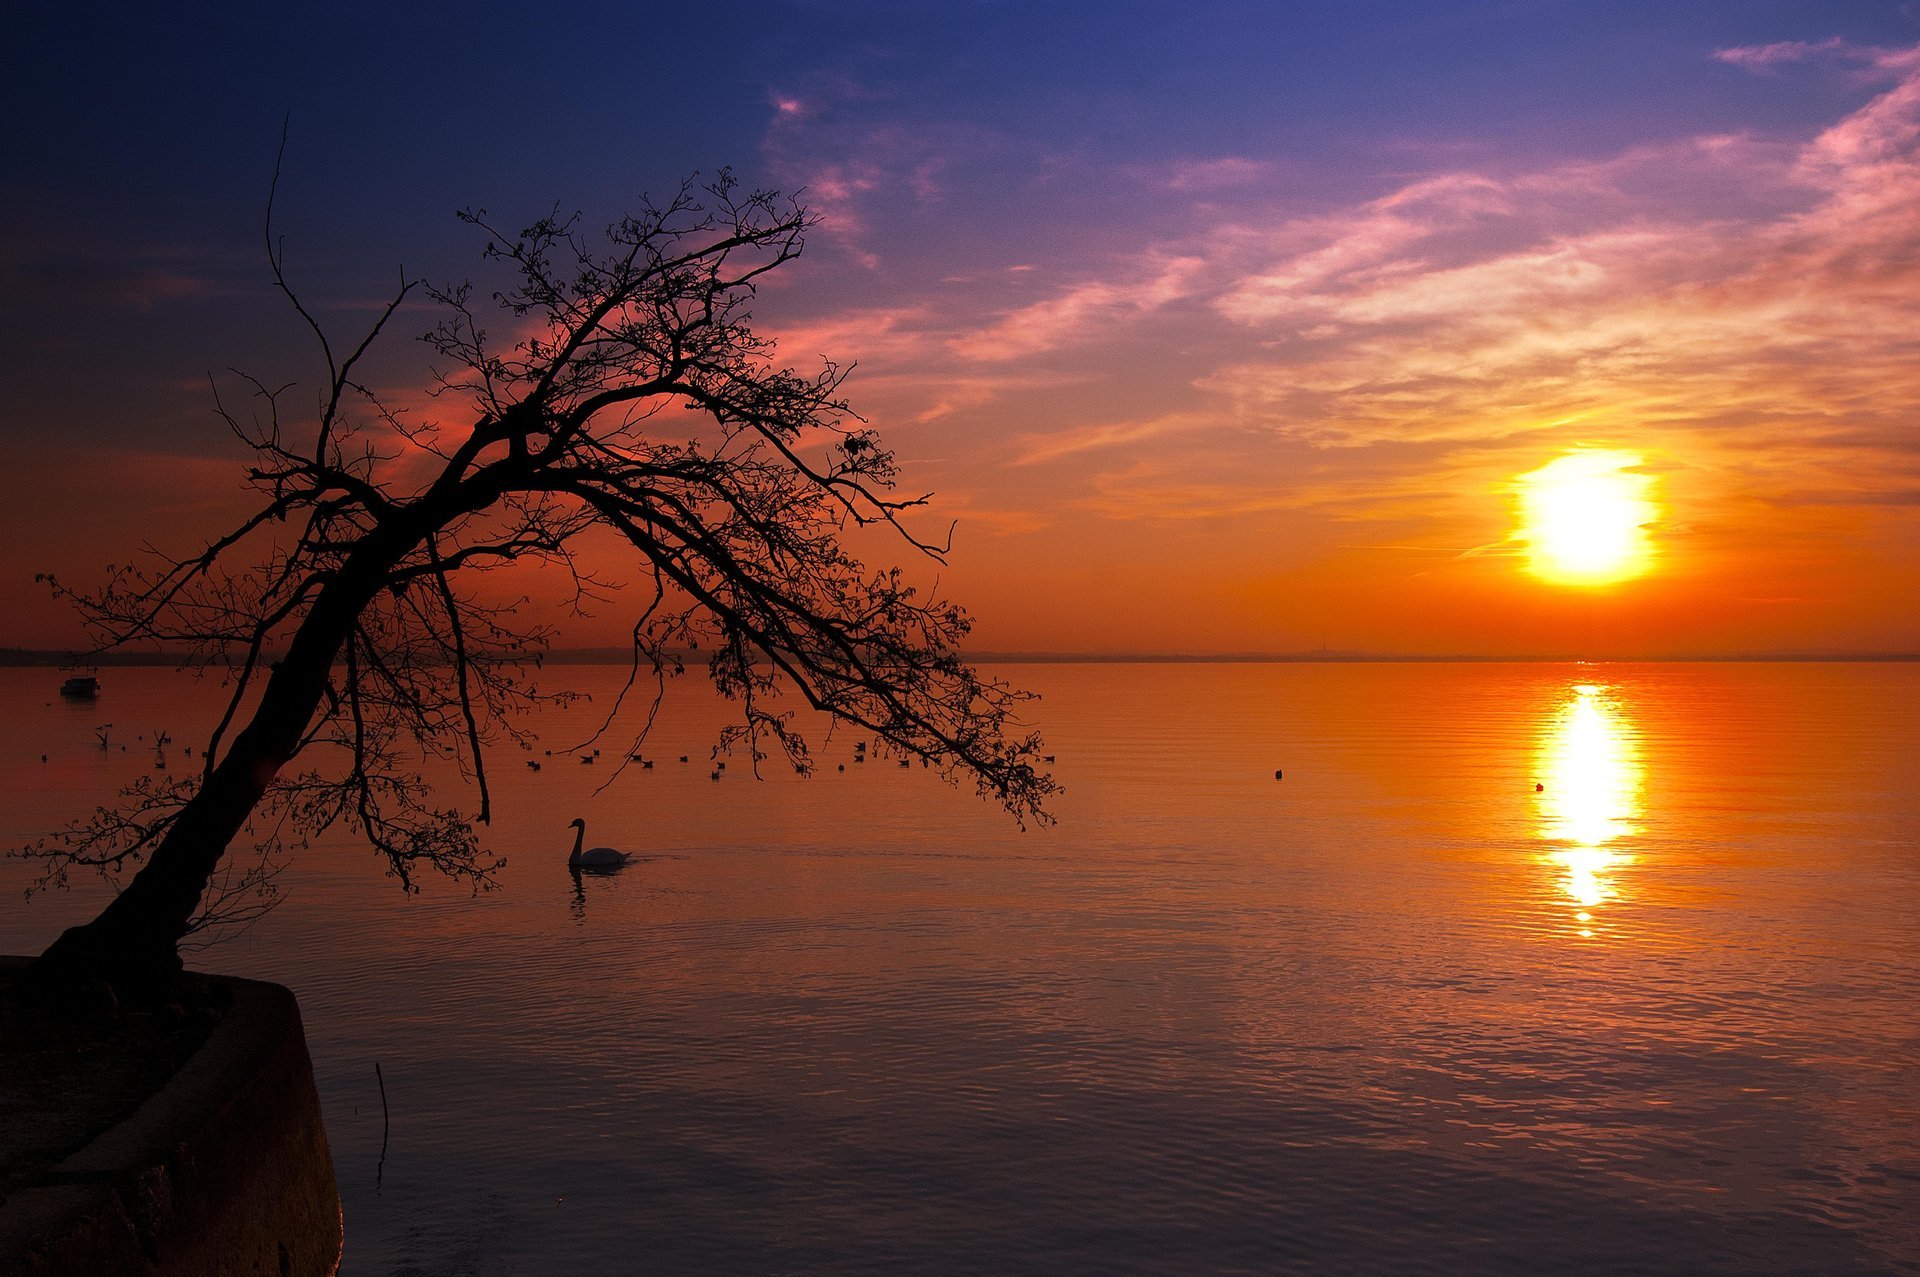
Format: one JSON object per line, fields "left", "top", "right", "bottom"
{"left": 58, "top": 676, "right": 100, "bottom": 699}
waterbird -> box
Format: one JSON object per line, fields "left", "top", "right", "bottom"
{"left": 580, "top": 755, "right": 594, "bottom": 764}
{"left": 565, "top": 818, "right": 633, "bottom": 870}
{"left": 1535, "top": 782, "right": 1544, "bottom": 792}
{"left": 527, "top": 761, "right": 541, "bottom": 771}
{"left": 1275, "top": 770, "right": 1283, "bottom": 780}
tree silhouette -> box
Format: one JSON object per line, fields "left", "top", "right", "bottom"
{"left": 25, "top": 167, "right": 1054, "bottom": 994}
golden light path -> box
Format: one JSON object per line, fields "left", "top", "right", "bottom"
{"left": 1514, "top": 450, "right": 1658, "bottom": 586}
{"left": 1536, "top": 683, "right": 1642, "bottom": 937}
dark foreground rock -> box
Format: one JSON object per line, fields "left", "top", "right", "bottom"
{"left": 0, "top": 958, "right": 341, "bottom": 1276}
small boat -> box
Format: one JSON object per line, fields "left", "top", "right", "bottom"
{"left": 59, "top": 676, "right": 100, "bottom": 700}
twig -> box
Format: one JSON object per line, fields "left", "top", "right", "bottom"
{"left": 374, "top": 1060, "right": 391, "bottom": 1190}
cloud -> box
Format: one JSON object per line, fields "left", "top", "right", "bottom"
{"left": 749, "top": 40, "right": 1920, "bottom": 592}
{"left": 932, "top": 489, "right": 1056, "bottom": 537}
{"left": 796, "top": 159, "right": 885, "bottom": 264}
{"left": 1013, "top": 411, "right": 1216, "bottom": 465}
{"left": 3, "top": 251, "right": 226, "bottom": 311}
{"left": 1713, "top": 37, "right": 1858, "bottom": 71}
{"left": 948, "top": 254, "right": 1205, "bottom": 362}
{"left": 1159, "top": 157, "right": 1270, "bottom": 191}
{"left": 1188, "top": 61, "right": 1920, "bottom": 469}
{"left": 761, "top": 94, "right": 1030, "bottom": 270}
{"left": 765, "top": 303, "right": 942, "bottom": 368}
{"left": 1075, "top": 461, "right": 1325, "bottom": 522}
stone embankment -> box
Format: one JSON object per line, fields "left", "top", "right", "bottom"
{"left": 0, "top": 961, "right": 341, "bottom": 1276}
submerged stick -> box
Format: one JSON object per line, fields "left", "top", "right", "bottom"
{"left": 375, "top": 1061, "right": 391, "bottom": 1190}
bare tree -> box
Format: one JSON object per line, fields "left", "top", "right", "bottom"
{"left": 23, "top": 166, "right": 1054, "bottom": 994}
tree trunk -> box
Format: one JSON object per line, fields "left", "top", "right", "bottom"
{"left": 30, "top": 521, "right": 424, "bottom": 997}
{"left": 31, "top": 707, "right": 316, "bottom": 994}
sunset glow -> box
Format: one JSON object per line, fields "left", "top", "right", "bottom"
{"left": 4, "top": 7, "right": 1918, "bottom": 660}
{"left": 1515, "top": 452, "right": 1658, "bottom": 588}
{"left": 5, "top": 9, "right": 1920, "bottom": 1272}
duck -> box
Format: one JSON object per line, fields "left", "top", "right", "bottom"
{"left": 566, "top": 818, "right": 634, "bottom": 870}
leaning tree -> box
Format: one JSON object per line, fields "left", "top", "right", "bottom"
{"left": 24, "top": 169, "right": 1054, "bottom": 994}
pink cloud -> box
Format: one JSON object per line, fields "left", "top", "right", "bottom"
{"left": 948, "top": 254, "right": 1206, "bottom": 362}
{"left": 1160, "top": 157, "right": 1269, "bottom": 191}
{"left": 736, "top": 40, "right": 1920, "bottom": 618}
{"left": 1188, "top": 56, "right": 1920, "bottom": 469}
{"left": 764, "top": 304, "right": 942, "bottom": 368}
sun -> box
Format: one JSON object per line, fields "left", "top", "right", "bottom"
{"left": 1515, "top": 450, "right": 1658, "bottom": 586}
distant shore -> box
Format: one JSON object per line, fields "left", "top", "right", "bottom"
{"left": 4, "top": 646, "right": 1916, "bottom": 668}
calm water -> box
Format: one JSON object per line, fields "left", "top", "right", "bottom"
{"left": 3, "top": 662, "right": 1917, "bottom": 1274}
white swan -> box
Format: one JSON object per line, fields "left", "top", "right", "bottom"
{"left": 566, "top": 818, "right": 634, "bottom": 869}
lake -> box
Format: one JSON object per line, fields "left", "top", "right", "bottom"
{"left": 3, "top": 661, "right": 1917, "bottom": 1274}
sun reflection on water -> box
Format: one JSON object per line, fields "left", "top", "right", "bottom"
{"left": 1535, "top": 682, "right": 1641, "bottom": 934}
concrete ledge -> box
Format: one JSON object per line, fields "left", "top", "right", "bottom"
{"left": 0, "top": 968, "right": 342, "bottom": 1277}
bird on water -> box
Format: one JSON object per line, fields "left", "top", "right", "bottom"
{"left": 565, "top": 818, "right": 634, "bottom": 870}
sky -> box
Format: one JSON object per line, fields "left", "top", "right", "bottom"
{"left": 3, "top": 0, "right": 1917, "bottom": 657}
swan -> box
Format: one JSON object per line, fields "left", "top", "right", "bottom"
{"left": 566, "top": 818, "right": 634, "bottom": 870}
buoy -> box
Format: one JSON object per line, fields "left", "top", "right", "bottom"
{"left": 1535, "top": 782, "right": 1544, "bottom": 792}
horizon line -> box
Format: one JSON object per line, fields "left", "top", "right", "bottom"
{"left": 5, "top": 644, "right": 1917, "bottom": 668}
